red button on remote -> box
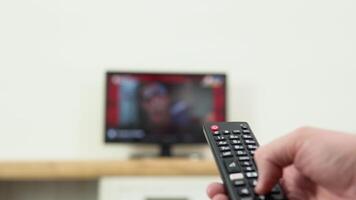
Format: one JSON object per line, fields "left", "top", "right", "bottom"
{"left": 210, "top": 125, "right": 219, "bottom": 131}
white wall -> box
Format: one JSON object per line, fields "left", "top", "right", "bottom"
{"left": 0, "top": 0, "right": 355, "bottom": 160}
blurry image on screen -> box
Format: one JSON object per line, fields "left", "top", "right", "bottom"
{"left": 105, "top": 73, "right": 226, "bottom": 144}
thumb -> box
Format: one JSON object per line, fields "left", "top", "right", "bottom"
{"left": 254, "top": 154, "right": 283, "bottom": 194}
{"left": 254, "top": 127, "right": 311, "bottom": 194}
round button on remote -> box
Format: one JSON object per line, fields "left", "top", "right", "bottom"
{"left": 210, "top": 125, "right": 219, "bottom": 131}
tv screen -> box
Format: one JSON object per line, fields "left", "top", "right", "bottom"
{"left": 105, "top": 72, "right": 227, "bottom": 144}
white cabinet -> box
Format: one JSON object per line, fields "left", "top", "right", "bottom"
{"left": 99, "top": 176, "right": 220, "bottom": 200}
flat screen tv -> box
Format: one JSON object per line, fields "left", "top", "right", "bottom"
{"left": 105, "top": 72, "right": 227, "bottom": 156}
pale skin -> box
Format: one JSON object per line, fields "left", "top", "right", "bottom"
{"left": 206, "top": 127, "right": 356, "bottom": 200}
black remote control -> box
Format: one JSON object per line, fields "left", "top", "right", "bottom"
{"left": 203, "top": 122, "right": 287, "bottom": 200}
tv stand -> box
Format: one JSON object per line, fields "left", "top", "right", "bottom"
{"left": 159, "top": 143, "right": 172, "bottom": 157}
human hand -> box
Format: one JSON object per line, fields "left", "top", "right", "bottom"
{"left": 207, "top": 127, "right": 356, "bottom": 200}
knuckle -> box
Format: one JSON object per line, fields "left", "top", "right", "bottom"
{"left": 254, "top": 146, "right": 266, "bottom": 160}
{"left": 294, "top": 126, "right": 311, "bottom": 133}
{"left": 292, "top": 126, "right": 314, "bottom": 138}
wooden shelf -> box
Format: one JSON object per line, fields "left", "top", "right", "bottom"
{"left": 0, "top": 159, "right": 218, "bottom": 181}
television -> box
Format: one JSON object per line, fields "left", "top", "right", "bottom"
{"left": 104, "top": 72, "right": 227, "bottom": 156}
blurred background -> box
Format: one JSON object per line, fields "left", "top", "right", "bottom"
{"left": 0, "top": 0, "right": 355, "bottom": 199}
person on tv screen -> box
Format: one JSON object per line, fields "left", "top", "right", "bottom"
{"left": 140, "top": 83, "right": 173, "bottom": 130}
{"left": 139, "top": 82, "right": 200, "bottom": 141}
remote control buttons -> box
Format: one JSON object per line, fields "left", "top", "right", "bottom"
{"left": 219, "top": 146, "right": 231, "bottom": 151}
{"left": 245, "top": 140, "right": 256, "bottom": 144}
{"left": 229, "top": 173, "right": 244, "bottom": 181}
{"left": 240, "top": 161, "right": 252, "bottom": 167}
{"left": 243, "top": 135, "right": 253, "bottom": 139}
{"left": 229, "top": 135, "right": 239, "bottom": 139}
{"left": 233, "top": 130, "right": 241, "bottom": 134}
{"left": 247, "top": 145, "right": 257, "bottom": 150}
{"left": 217, "top": 141, "right": 228, "bottom": 146}
{"left": 234, "top": 145, "right": 244, "bottom": 150}
{"left": 224, "top": 159, "right": 241, "bottom": 173}
{"left": 233, "top": 179, "right": 245, "bottom": 186}
{"left": 240, "top": 123, "right": 249, "bottom": 129}
{"left": 211, "top": 125, "right": 219, "bottom": 131}
{"left": 270, "top": 194, "right": 284, "bottom": 200}
{"left": 222, "top": 151, "right": 233, "bottom": 157}
{"left": 215, "top": 136, "right": 226, "bottom": 141}
{"left": 269, "top": 186, "right": 286, "bottom": 200}
{"left": 240, "top": 197, "right": 253, "bottom": 200}
{"left": 246, "top": 172, "right": 258, "bottom": 178}
{"left": 242, "top": 129, "right": 251, "bottom": 134}
{"left": 271, "top": 185, "right": 282, "bottom": 194}
{"left": 243, "top": 166, "right": 254, "bottom": 172}
{"left": 238, "top": 156, "right": 250, "bottom": 161}
{"left": 249, "top": 179, "right": 257, "bottom": 187}
{"left": 256, "top": 195, "right": 266, "bottom": 200}
{"left": 223, "top": 130, "right": 231, "bottom": 135}
{"left": 237, "top": 187, "right": 250, "bottom": 196}
{"left": 204, "top": 122, "right": 287, "bottom": 200}
{"left": 236, "top": 150, "right": 247, "bottom": 156}
{"left": 231, "top": 139, "right": 242, "bottom": 144}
